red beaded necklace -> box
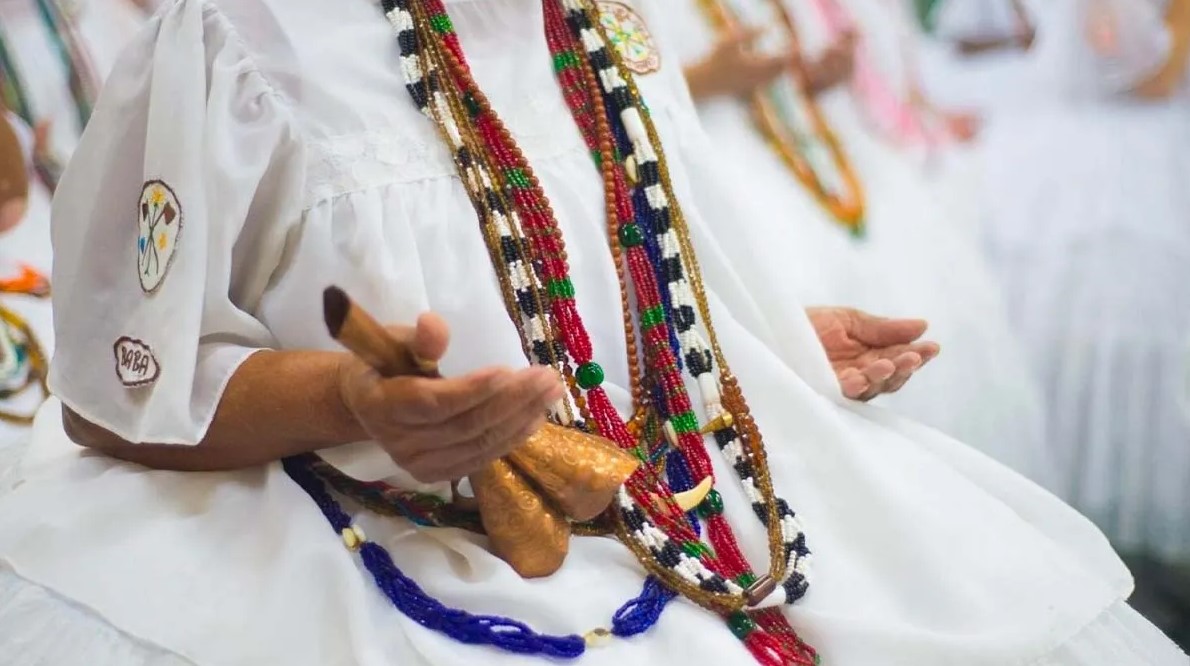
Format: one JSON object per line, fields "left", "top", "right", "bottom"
{"left": 376, "top": 0, "right": 817, "bottom": 661}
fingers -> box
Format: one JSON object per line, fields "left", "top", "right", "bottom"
{"left": 916, "top": 342, "right": 941, "bottom": 365}
{"left": 386, "top": 366, "right": 555, "bottom": 426}
{"left": 881, "top": 352, "right": 925, "bottom": 395}
{"left": 383, "top": 312, "right": 451, "bottom": 370}
{"left": 838, "top": 367, "right": 870, "bottom": 400}
{"left": 724, "top": 26, "right": 767, "bottom": 52}
{"left": 408, "top": 412, "right": 548, "bottom": 483}
{"left": 839, "top": 341, "right": 941, "bottom": 400}
{"left": 846, "top": 308, "right": 929, "bottom": 347}
{"left": 400, "top": 370, "right": 563, "bottom": 482}
{"left": 860, "top": 358, "right": 896, "bottom": 388}
{"left": 746, "top": 51, "right": 797, "bottom": 85}
{"left": 412, "top": 312, "right": 451, "bottom": 364}
{"left": 411, "top": 367, "right": 562, "bottom": 447}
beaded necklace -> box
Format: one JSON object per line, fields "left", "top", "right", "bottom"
{"left": 0, "top": 0, "right": 98, "bottom": 191}
{"left": 696, "top": 0, "right": 866, "bottom": 237}
{"left": 809, "top": 0, "right": 951, "bottom": 155}
{"left": 0, "top": 303, "right": 48, "bottom": 425}
{"left": 286, "top": 0, "right": 817, "bottom": 663}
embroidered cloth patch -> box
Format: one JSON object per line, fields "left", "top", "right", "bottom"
{"left": 113, "top": 336, "right": 160, "bottom": 387}
{"left": 597, "top": 1, "right": 661, "bottom": 75}
{"left": 137, "top": 180, "right": 183, "bottom": 293}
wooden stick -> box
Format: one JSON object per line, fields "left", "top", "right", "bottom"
{"left": 322, "top": 286, "right": 440, "bottom": 379}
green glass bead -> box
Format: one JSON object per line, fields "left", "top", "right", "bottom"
{"left": 727, "top": 612, "right": 756, "bottom": 640}
{"left": 462, "top": 93, "right": 481, "bottom": 118}
{"left": 639, "top": 305, "right": 665, "bottom": 329}
{"left": 576, "top": 362, "right": 605, "bottom": 389}
{"left": 618, "top": 224, "right": 644, "bottom": 248}
{"left": 505, "top": 168, "right": 530, "bottom": 189}
{"left": 429, "top": 13, "right": 454, "bottom": 34}
{"left": 698, "top": 489, "right": 725, "bottom": 518}
{"left": 681, "top": 541, "right": 710, "bottom": 558}
{"left": 672, "top": 411, "right": 699, "bottom": 434}
{"left": 734, "top": 571, "right": 757, "bottom": 588}
{"left": 547, "top": 278, "right": 575, "bottom": 299}
{"left": 552, "top": 50, "right": 579, "bottom": 72}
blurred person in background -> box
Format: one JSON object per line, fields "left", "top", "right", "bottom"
{"left": 0, "top": 0, "right": 150, "bottom": 479}
{"left": 668, "top": 0, "right": 1054, "bottom": 487}
{"left": 939, "top": 0, "right": 1190, "bottom": 647}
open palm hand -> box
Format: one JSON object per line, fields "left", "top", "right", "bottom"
{"left": 807, "top": 307, "right": 941, "bottom": 401}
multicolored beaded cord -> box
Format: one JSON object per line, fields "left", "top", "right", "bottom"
{"left": 396, "top": 0, "right": 755, "bottom": 611}
{"left": 0, "top": 303, "right": 48, "bottom": 425}
{"left": 547, "top": 1, "right": 813, "bottom": 656}
{"left": 696, "top": 0, "right": 866, "bottom": 237}
{"left": 285, "top": 0, "right": 817, "bottom": 663}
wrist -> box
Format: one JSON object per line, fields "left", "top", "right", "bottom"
{"left": 331, "top": 352, "right": 370, "bottom": 443}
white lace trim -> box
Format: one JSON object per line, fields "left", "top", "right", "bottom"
{"left": 302, "top": 91, "right": 630, "bottom": 210}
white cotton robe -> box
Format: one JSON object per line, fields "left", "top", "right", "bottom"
{"left": 973, "top": 0, "right": 1190, "bottom": 562}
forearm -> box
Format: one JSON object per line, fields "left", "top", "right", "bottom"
{"left": 64, "top": 349, "right": 367, "bottom": 471}
{"left": 1133, "top": 0, "right": 1190, "bottom": 98}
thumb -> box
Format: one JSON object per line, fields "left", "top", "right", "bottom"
{"left": 847, "top": 309, "right": 928, "bottom": 347}
{"left": 380, "top": 312, "right": 449, "bottom": 376}
{"left": 411, "top": 312, "right": 451, "bottom": 364}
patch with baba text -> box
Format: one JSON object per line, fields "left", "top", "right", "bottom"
{"left": 113, "top": 336, "right": 160, "bottom": 387}
{"left": 597, "top": 1, "right": 661, "bottom": 76}
{"left": 137, "top": 179, "right": 183, "bottom": 293}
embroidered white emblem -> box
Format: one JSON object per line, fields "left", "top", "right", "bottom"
{"left": 113, "top": 337, "right": 160, "bottom": 387}
{"left": 597, "top": 1, "right": 661, "bottom": 75}
{"left": 137, "top": 180, "right": 183, "bottom": 293}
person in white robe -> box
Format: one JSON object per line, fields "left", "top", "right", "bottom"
{"left": 0, "top": 0, "right": 1185, "bottom": 664}
{"left": 969, "top": 0, "right": 1190, "bottom": 575}
{"left": 670, "top": 0, "right": 1053, "bottom": 485}
{"left": 0, "top": 0, "right": 149, "bottom": 468}
{"left": 917, "top": 0, "right": 1040, "bottom": 118}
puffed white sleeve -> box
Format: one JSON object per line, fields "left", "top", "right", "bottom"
{"left": 49, "top": 0, "right": 304, "bottom": 445}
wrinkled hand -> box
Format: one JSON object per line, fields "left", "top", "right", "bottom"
{"left": 807, "top": 307, "right": 940, "bottom": 401}
{"left": 685, "top": 27, "right": 798, "bottom": 100}
{"left": 338, "top": 313, "right": 565, "bottom": 483}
